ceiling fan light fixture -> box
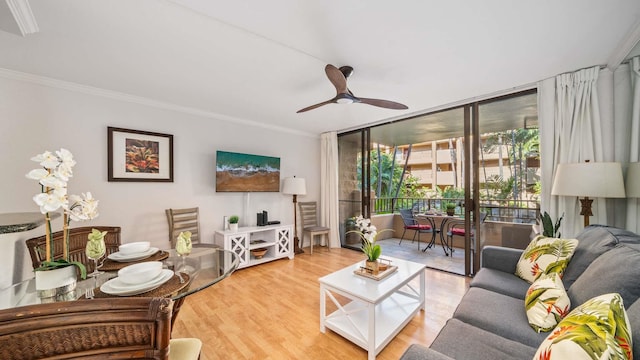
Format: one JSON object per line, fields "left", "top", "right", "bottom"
{"left": 296, "top": 64, "right": 407, "bottom": 113}
{"left": 336, "top": 98, "right": 354, "bottom": 104}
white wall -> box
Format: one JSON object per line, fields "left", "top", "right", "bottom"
{"left": 0, "top": 74, "right": 320, "bottom": 285}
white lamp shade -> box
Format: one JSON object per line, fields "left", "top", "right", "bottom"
{"left": 282, "top": 177, "right": 306, "bottom": 195}
{"left": 626, "top": 162, "right": 640, "bottom": 198}
{"left": 551, "top": 162, "right": 626, "bottom": 198}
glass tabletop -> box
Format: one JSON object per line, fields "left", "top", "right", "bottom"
{"left": 0, "top": 247, "right": 238, "bottom": 310}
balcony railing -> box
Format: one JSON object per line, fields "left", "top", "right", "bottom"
{"left": 373, "top": 197, "right": 540, "bottom": 224}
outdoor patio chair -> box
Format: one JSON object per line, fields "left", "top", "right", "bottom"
{"left": 398, "top": 208, "right": 435, "bottom": 251}
{"left": 444, "top": 211, "right": 488, "bottom": 257}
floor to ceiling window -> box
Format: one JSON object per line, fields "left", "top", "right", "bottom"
{"left": 338, "top": 89, "right": 538, "bottom": 276}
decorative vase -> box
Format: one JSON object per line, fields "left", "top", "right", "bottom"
{"left": 229, "top": 223, "right": 238, "bottom": 232}
{"left": 35, "top": 265, "right": 77, "bottom": 303}
{"left": 446, "top": 209, "right": 455, "bottom": 216}
{"left": 365, "top": 260, "right": 379, "bottom": 275}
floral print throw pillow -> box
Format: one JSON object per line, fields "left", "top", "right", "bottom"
{"left": 515, "top": 235, "right": 578, "bottom": 283}
{"left": 534, "top": 293, "right": 632, "bottom": 360}
{"left": 525, "top": 272, "right": 571, "bottom": 333}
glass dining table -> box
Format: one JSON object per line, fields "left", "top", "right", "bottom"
{"left": 0, "top": 247, "right": 239, "bottom": 318}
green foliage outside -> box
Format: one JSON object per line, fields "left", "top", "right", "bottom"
{"left": 356, "top": 128, "right": 541, "bottom": 214}
{"left": 357, "top": 150, "right": 426, "bottom": 200}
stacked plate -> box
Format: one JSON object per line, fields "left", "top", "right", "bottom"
{"left": 101, "top": 261, "right": 173, "bottom": 296}
{"left": 108, "top": 241, "right": 159, "bottom": 262}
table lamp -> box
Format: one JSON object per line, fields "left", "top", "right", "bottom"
{"left": 551, "top": 161, "right": 626, "bottom": 227}
{"left": 626, "top": 162, "right": 640, "bottom": 198}
{"left": 283, "top": 176, "right": 306, "bottom": 254}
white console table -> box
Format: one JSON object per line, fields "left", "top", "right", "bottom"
{"left": 214, "top": 224, "right": 293, "bottom": 269}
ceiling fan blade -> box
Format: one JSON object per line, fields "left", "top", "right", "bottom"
{"left": 296, "top": 99, "right": 335, "bottom": 113}
{"left": 325, "top": 64, "right": 348, "bottom": 94}
{"left": 358, "top": 97, "right": 408, "bottom": 110}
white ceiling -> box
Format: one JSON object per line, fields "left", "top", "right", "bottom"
{"left": 1, "top": 0, "right": 639, "bottom": 138}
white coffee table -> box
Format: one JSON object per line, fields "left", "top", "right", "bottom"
{"left": 319, "top": 256, "right": 426, "bottom": 360}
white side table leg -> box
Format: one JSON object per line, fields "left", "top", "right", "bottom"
{"left": 368, "top": 302, "right": 375, "bottom": 360}
{"left": 320, "top": 284, "right": 326, "bottom": 332}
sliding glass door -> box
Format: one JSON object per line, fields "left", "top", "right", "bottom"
{"left": 338, "top": 129, "right": 370, "bottom": 251}
{"left": 337, "top": 90, "right": 538, "bottom": 275}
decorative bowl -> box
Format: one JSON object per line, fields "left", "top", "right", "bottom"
{"left": 251, "top": 248, "right": 268, "bottom": 259}
{"left": 118, "top": 241, "right": 151, "bottom": 255}
{"left": 118, "top": 261, "right": 163, "bottom": 285}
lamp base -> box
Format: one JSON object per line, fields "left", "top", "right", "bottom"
{"left": 293, "top": 236, "right": 304, "bottom": 254}
{"left": 579, "top": 197, "right": 594, "bottom": 227}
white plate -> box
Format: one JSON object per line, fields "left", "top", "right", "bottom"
{"left": 107, "top": 247, "right": 159, "bottom": 262}
{"left": 100, "top": 269, "right": 173, "bottom": 296}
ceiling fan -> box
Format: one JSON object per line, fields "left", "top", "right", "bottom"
{"left": 296, "top": 64, "right": 408, "bottom": 113}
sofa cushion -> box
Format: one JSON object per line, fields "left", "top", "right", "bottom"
{"left": 562, "top": 225, "right": 622, "bottom": 288}
{"left": 429, "top": 318, "right": 537, "bottom": 360}
{"left": 470, "top": 268, "right": 530, "bottom": 299}
{"left": 525, "top": 273, "right": 570, "bottom": 333}
{"left": 452, "top": 287, "right": 549, "bottom": 347}
{"left": 400, "top": 344, "right": 455, "bottom": 360}
{"left": 567, "top": 244, "right": 640, "bottom": 308}
{"left": 533, "top": 293, "right": 632, "bottom": 360}
{"left": 514, "top": 236, "right": 578, "bottom": 283}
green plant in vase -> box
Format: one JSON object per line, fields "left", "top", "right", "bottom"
{"left": 445, "top": 202, "right": 456, "bottom": 216}
{"left": 538, "top": 211, "right": 564, "bottom": 238}
{"left": 229, "top": 215, "right": 239, "bottom": 231}
{"left": 347, "top": 215, "right": 393, "bottom": 274}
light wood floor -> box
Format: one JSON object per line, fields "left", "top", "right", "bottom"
{"left": 171, "top": 246, "right": 471, "bottom": 360}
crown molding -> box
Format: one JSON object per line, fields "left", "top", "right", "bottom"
{"left": 0, "top": 67, "right": 317, "bottom": 138}
{"left": 607, "top": 18, "right": 640, "bottom": 70}
{"left": 6, "top": 0, "right": 39, "bottom": 36}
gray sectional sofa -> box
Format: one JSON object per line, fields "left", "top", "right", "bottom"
{"left": 400, "top": 225, "right": 640, "bottom": 360}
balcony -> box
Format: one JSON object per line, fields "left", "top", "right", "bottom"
{"left": 406, "top": 150, "right": 433, "bottom": 164}
{"left": 435, "top": 170, "right": 455, "bottom": 185}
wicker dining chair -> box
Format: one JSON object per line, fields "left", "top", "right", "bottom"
{"left": 25, "top": 226, "right": 121, "bottom": 275}
{"left": 0, "top": 297, "right": 173, "bottom": 359}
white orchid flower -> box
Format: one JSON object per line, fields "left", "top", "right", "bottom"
{"left": 33, "top": 188, "right": 68, "bottom": 213}
{"left": 31, "top": 151, "right": 60, "bottom": 169}
{"left": 364, "top": 231, "right": 377, "bottom": 243}
{"left": 68, "top": 192, "right": 99, "bottom": 221}
{"left": 41, "top": 173, "right": 67, "bottom": 189}
{"left": 55, "top": 148, "right": 75, "bottom": 180}
{"left": 26, "top": 169, "right": 49, "bottom": 181}
{"left": 26, "top": 168, "right": 67, "bottom": 189}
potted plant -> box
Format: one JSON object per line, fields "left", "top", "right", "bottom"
{"left": 538, "top": 211, "right": 564, "bottom": 238}
{"left": 229, "top": 215, "right": 239, "bottom": 231}
{"left": 445, "top": 202, "right": 456, "bottom": 216}
{"left": 347, "top": 215, "right": 393, "bottom": 274}
{"left": 26, "top": 148, "right": 99, "bottom": 301}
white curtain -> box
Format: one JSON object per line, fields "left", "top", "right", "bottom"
{"left": 320, "top": 131, "right": 341, "bottom": 247}
{"left": 626, "top": 57, "right": 640, "bottom": 232}
{"left": 539, "top": 66, "right": 612, "bottom": 237}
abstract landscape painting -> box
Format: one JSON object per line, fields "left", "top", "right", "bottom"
{"left": 125, "top": 138, "right": 159, "bottom": 173}
{"left": 108, "top": 127, "right": 173, "bottom": 182}
{"left": 216, "top": 151, "right": 280, "bottom": 192}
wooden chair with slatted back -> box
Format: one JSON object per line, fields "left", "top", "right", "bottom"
{"left": 298, "top": 201, "right": 330, "bottom": 254}
{"left": 166, "top": 207, "right": 201, "bottom": 248}
{"left": 26, "top": 226, "right": 121, "bottom": 276}
{"left": 0, "top": 297, "right": 173, "bottom": 359}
